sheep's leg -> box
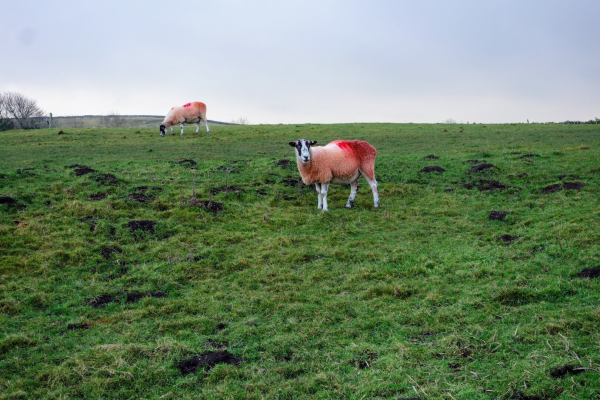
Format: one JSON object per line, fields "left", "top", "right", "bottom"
{"left": 315, "top": 183, "right": 323, "bottom": 210}
{"left": 205, "top": 119, "right": 211, "bottom": 134}
{"left": 195, "top": 122, "right": 200, "bottom": 134}
{"left": 363, "top": 175, "right": 380, "bottom": 208}
{"left": 171, "top": 126, "right": 174, "bottom": 135}
{"left": 320, "top": 183, "right": 330, "bottom": 212}
{"left": 180, "top": 124, "right": 184, "bottom": 136}
{"left": 346, "top": 180, "right": 359, "bottom": 209}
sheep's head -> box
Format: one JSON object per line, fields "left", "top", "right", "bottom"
{"left": 159, "top": 124, "right": 167, "bottom": 136}
{"left": 289, "top": 139, "right": 317, "bottom": 163}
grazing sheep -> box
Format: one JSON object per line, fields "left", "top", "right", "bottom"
{"left": 289, "top": 139, "right": 379, "bottom": 211}
{"left": 160, "top": 102, "right": 210, "bottom": 136}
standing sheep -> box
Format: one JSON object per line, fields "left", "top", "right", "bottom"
{"left": 289, "top": 139, "right": 380, "bottom": 211}
{"left": 159, "top": 102, "right": 210, "bottom": 136}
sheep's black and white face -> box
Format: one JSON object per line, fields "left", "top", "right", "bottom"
{"left": 159, "top": 124, "right": 166, "bottom": 136}
{"left": 289, "top": 139, "right": 317, "bottom": 164}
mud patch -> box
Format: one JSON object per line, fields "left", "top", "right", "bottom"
{"left": 125, "top": 220, "right": 157, "bottom": 235}
{"left": 540, "top": 182, "right": 585, "bottom": 194}
{"left": 467, "top": 163, "right": 498, "bottom": 173}
{"left": 420, "top": 166, "right": 445, "bottom": 173}
{"left": 423, "top": 155, "right": 439, "bottom": 159}
{"left": 67, "top": 323, "right": 89, "bottom": 331}
{"left": 0, "top": 197, "right": 18, "bottom": 205}
{"left": 74, "top": 167, "right": 97, "bottom": 176}
{"left": 100, "top": 247, "right": 122, "bottom": 260}
{"left": 461, "top": 180, "right": 510, "bottom": 192}
{"left": 86, "top": 294, "right": 120, "bottom": 308}
{"left": 128, "top": 193, "right": 155, "bottom": 203}
{"left": 550, "top": 364, "right": 586, "bottom": 378}
{"left": 88, "top": 192, "right": 107, "bottom": 201}
{"left": 210, "top": 186, "right": 242, "bottom": 195}
{"left": 177, "top": 351, "right": 242, "bottom": 375}
{"left": 126, "top": 291, "right": 167, "bottom": 303}
{"left": 497, "top": 234, "right": 520, "bottom": 245}
{"left": 576, "top": 266, "right": 600, "bottom": 279}
{"left": 276, "top": 159, "right": 291, "bottom": 167}
{"left": 67, "top": 164, "right": 90, "bottom": 169}
{"left": 95, "top": 173, "right": 118, "bottom": 185}
{"left": 176, "top": 159, "right": 197, "bottom": 166}
{"left": 489, "top": 211, "right": 508, "bottom": 220}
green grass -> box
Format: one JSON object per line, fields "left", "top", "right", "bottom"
{"left": 1, "top": 123, "right": 599, "bottom": 399}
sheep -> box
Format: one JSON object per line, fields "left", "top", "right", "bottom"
{"left": 159, "top": 102, "right": 210, "bottom": 136}
{"left": 288, "top": 139, "right": 379, "bottom": 211}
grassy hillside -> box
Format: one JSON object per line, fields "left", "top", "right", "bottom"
{"left": 1, "top": 123, "right": 599, "bottom": 399}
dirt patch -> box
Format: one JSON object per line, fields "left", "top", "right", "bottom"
{"left": 126, "top": 291, "right": 167, "bottom": 303}
{"left": 576, "top": 266, "right": 600, "bottom": 279}
{"left": 519, "top": 154, "right": 537, "bottom": 159}
{"left": 497, "top": 234, "right": 520, "bottom": 245}
{"left": 197, "top": 200, "right": 224, "bottom": 214}
{"left": 348, "top": 351, "right": 378, "bottom": 369}
{"left": 541, "top": 182, "right": 585, "bottom": 194}
{"left": 423, "top": 155, "right": 439, "bottom": 159}
{"left": 16, "top": 168, "right": 36, "bottom": 176}
{"left": 420, "top": 166, "right": 445, "bottom": 173}
{"left": 210, "top": 186, "right": 242, "bottom": 195}
{"left": 129, "top": 193, "right": 155, "bottom": 203}
{"left": 100, "top": 247, "right": 122, "bottom": 260}
{"left": 125, "top": 220, "right": 157, "bottom": 235}
{"left": 215, "top": 165, "right": 238, "bottom": 172}
{"left": 88, "top": 193, "right": 107, "bottom": 201}
{"left": 177, "top": 351, "right": 242, "bottom": 375}
{"left": 74, "top": 167, "right": 97, "bottom": 176}
{"left": 282, "top": 178, "right": 302, "bottom": 187}
{"left": 95, "top": 174, "right": 118, "bottom": 185}
{"left": 67, "top": 164, "right": 90, "bottom": 169}
{"left": 550, "top": 364, "right": 586, "bottom": 378}
{"left": 176, "top": 159, "right": 197, "bottom": 166}
{"left": 282, "top": 196, "right": 297, "bottom": 201}
{"left": 461, "top": 180, "right": 510, "bottom": 192}
{"left": 135, "top": 185, "right": 148, "bottom": 191}
{"left": 86, "top": 294, "right": 120, "bottom": 308}
{"left": 489, "top": 211, "right": 508, "bottom": 220}
{"left": 0, "top": 197, "right": 18, "bottom": 205}
{"left": 467, "top": 163, "right": 498, "bottom": 173}
{"left": 465, "top": 159, "right": 485, "bottom": 164}
{"left": 509, "top": 392, "right": 545, "bottom": 400}
{"left": 215, "top": 322, "right": 227, "bottom": 331}
{"left": 276, "top": 159, "right": 292, "bottom": 167}
{"left": 67, "top": 323, "right": 90, "bottom": 331}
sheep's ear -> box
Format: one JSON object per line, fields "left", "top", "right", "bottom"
{"left": 289, "top": 141, "right": 297, "bottom": 147}
{"left": 310, "top": 141, "right": 317, "bottom": 145}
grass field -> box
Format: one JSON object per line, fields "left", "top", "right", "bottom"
{"left": 1, "top": 123, "right": 599, "bottom": 399}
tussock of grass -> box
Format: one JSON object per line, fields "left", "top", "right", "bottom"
{"left": 1, "top": 123, "right": 599, "bottom": 398}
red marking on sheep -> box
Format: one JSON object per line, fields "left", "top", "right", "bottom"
{"left": 183, "top": 103, "right": 192, "bottom": 108}
{"left": 333, "top": 140, "right": 353, "bottom": 152}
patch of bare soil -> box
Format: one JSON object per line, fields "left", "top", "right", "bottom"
{"left": 465, "top": 159, "right": 485, "bottom": 164}
{"left": 126, "top": 291, "right": 167, "bottom": 303}
{"left": 489, "top": 211, "right": 508, "bottom": 220}
{"left": 67, "top": 164, "right": 90, "bottom": 169}
{"left": 74, "top": 167, "right": 97, "bottom": 176}
{"left": 95, "top": 173, "right": 118, "bottom": 185}
{"left": 497, "top": 234, "right": 520, "bottom": 245}
{"left": 86, "top": 294, "right": 120, "bottom": 308}
{"left": 100, "top": 247, "right": 122, "bottom": 260}
{"left": 215, "top": 165, "right": 238, "bottom": 172}
{"left": 176, "top": 159, "right": 197, "bottom": 166}
{"left": 177, "top": 351, "right": 242, "bottom": 375}
{"left": 197, "top": 200, "right": 224, "bottom": 214}
{"left": 423, "top": 155, "right": 439, "bottom": 159}
{"left": 277, "top": 159, "right": 292, "bottom": 167}
{"left": 283, "top": 196, "right": 297, "bottom": 201}
{"left": 550, "top": 364, "right": 586, "bottom": 378}
{"left": 540, "top": 182, "right": 585, "bottom": 194}
{"left": 576, "top": 266, "right": 600, "bottom": 279}
{"left": 282, "top": 178, "right": 302, "bottom": 187}
{"left": 509, "top": 392, "right": 545, "bottom": 400}
{"left": 210, "top": 186, "right": 242, "bottom": 195}
{"left": 420, "top": 166, "right": 445, "bottom": 173}
{"left": 461, "top": 180, "right": 510, "bottom": 192}
{"left": 88, "top": 193, "right": 107, "bottom": 201}
{"left": 0, "top": 197, "right": 18, "bottom": 206}
{"left": 125, "top": 220, "right": 157, "bottom": 234}
{"left": 467, "top": 163, "right": 498, "bottom": 173}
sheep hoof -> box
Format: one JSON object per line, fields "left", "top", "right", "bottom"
{"left": 345, "top": 204, "right": 352, "bottom": 209}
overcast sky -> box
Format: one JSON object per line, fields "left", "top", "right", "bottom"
{"left": 2, "top": 0, "right": 599, "bottom": 124}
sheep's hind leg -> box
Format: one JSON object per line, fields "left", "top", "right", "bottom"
{"left": 346, "top": 180, "right": 359, "bottom": 209}
{"left": 315, "top": 183, "right": 323, "bottom": 210}
{"left": 205, "top": 119, "right": 210, "bottom": 134}
{"left": 171, "top": 126, "right": 174, "bottom": 135}
{"left": 180, "top": 124, "right": 184, "bottom": 136}
{"left": 361, "top": 173, "right": 379, "bottom": 208}
{"left": 195, "top": 122, "right": 200, "bottom": 134}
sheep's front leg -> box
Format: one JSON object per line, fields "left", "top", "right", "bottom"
{"left": 320, "top": 183, "right": 330, "bottom": 212}
{"left": 205, "top": 119, "right": 211, "bottom": 134}
{"left": 180, "top": 124, "right": 185, "bottom": 136}
{"left": 171, "top": 126, "right": 174, "bottom": 135}
{"left": 346, "top": 180, "right": 359, "bottom": 209}
{"left": 315, "top": 183, "right": 323, "bottom": 210}
{"left": 364, "top": 176, "right": 380, "bottom": 208}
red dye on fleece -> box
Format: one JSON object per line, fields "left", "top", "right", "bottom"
{"left": 182, "top": 103, "right": 192, "bottom": 108}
